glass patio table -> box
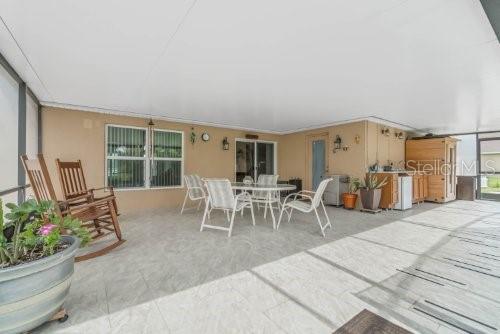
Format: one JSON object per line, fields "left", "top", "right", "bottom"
{"left": 231, "top": 182, "right": 296, "bottom": 229}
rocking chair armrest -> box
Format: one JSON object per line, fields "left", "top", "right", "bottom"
{"left": 57, "top": 200, "right": 72, "bottom": 214}
{"left": 90, "top": 186, "right": 114, "bottom": 192}
{"left": 67, "top": 197, "right": 115, "bottom": 213}
{"left": 89, "top": 186, "right": 115, "bottom": 195}
{"left": 65, "top": 192, "right": 93, "bottom": 203}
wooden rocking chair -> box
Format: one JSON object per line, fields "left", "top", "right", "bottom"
{"left": 55, "top": 159, "right": 119, "bottom": 214}
{"left": 21, "top": 154, "right": 125, "bottom": 261}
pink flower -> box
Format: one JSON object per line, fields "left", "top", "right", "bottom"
{"left": 39, "top": 224, "right": 57, "bottom": 236}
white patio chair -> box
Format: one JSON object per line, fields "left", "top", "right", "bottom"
{"left": 251, "top": 174, "right": 280, "bottom": 215}
{"left": 201, "top": 179, "right": 255, "bottom": 237}
{"left": 181, "top": 174, "right": 207, "bottom": 214}
{"left": 277, "top": 178, "right": 333, "bottom": 237}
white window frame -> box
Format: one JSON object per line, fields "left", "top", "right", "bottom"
{"left": 105, "top": 124, "right": 184, "bottom": 191}
{"left": 149, "top": 128, "right": 184, "bottom": 189}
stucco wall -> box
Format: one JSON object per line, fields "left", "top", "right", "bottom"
{"left": 366, "top": 122, "right": 407, "bottom": 170}
{"left": 278, "top": 120, "right": 408, "bottom": 186}
{"left": 41, "top": 107, "right": 408, "bottom": 212}
{"left": 278, "top": 121, "right": 368, "bottom": 188}
{"left": 41, "top": 107, "right": 280, "bottom": 213}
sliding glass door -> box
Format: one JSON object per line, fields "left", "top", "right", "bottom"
{"left": 479, "top": 137, "right": 500, "bottom": 201}
{"left": 235, "top": 140, "right": 276, "bottom": 182}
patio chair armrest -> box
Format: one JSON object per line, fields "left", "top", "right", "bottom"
{"left": 283, "top": 191, "right": 312, "bottom": 204}
{"left": 296, "top": 190, "right": 316, "bottom": 195}
{"left": 282, "top": 192, "right": 296, "bottom": 203}
{"left": 188, "top": 186, "right": 206, "bottom": 197}
{"left": 296, "top": 194, "right": 313, "bottom": 202}
{"left": 235, "top": 191, "right": 252, "bottom": 201}
{"left": 294, "top": 190, "right": 315, "bottom": 201}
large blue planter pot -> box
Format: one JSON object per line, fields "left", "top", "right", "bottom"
{"left": 0, "top": 235, "right": 80, "bottom": 334}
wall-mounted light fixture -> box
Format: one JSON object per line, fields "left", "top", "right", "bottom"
{"left": 354, "top": 135, "right": 360, "bottom": 144}
{"left": 342, "top": 145, "right": 349, "bottom": 152}
{"left": 381, "top": 128, "right": 390, "bottom": 136}
{"left": 190, "top": 127, "right": 196, "bottom": 145}
{"left": 333, "top": 135, "right": 342, "bottom": 153}
{"left": 394, "top": 131, "right": 404, "bottom": 140}
{"left": 222, "top": 137, "right": 229, "bottom": 150}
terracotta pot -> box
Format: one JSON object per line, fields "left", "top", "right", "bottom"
{"left": 360, "top": 188, "right": 382, "bottom": 210}
{"left": 342, "top": 193, "right": 358, "bottom": 209}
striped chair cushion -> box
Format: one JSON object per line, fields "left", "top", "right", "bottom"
{"left": 185, "top": 174, "right": 205, "bottom": 199}
{"left": 253, "top": 174, "right": 279, "bottom": 199}
{"left": 205, "top": 179, "right": 235, "bottom": 209}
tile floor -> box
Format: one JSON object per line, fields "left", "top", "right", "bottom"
{"left": 34, "top": 200, "right": 500, "bottom": 333}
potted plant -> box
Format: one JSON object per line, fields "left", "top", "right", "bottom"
{"left": 342, "top": 178, "right": 360, "bottom": 209}
{"left": 0, "top": 199, "right": 90, "bottom": 334}
{"left": 359, "top": 174, "right": 388, "bottom": 210}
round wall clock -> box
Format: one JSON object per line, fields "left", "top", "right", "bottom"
{"left": 201, "top": 132, "right": 210, "bottom": 142}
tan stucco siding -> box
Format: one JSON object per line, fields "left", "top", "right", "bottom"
{"left": 42, "top": 107, "right": 279, "bottom": 213}
{"left": 41, "top": 106, "right": 408, "bottom": 212}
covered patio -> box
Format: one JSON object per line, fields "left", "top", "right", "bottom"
{"left": 1, "top": 1, "right": 500, "bottom": 333}
{"left": 32, "top": 200, "right": 500, "bottom": 333}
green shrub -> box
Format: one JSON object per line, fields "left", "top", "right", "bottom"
{"left": 1, "top": 199, "right": 90, "bottom": 268}
{"left": 487, "top": 176, "right": 500, "bottom": 188}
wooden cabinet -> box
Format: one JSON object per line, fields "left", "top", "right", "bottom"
{"left": 406, "top": 137, "right": 457, "bottom": 203}
{"left": 411, "top": 173, "right": 428, "bottom": 203}
{"left": 367, "top": 173, "right": 398, "bottom": 209}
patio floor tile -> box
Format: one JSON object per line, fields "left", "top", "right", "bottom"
{"left": 31, "top": 200, "right": 500, "bottom": 333}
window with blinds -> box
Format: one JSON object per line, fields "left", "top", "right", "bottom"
{"left": 151, "top": 130, "right": 183, "bottom": 187}
{"left": 106, "top": 125, "right": 183, "bottom": 189}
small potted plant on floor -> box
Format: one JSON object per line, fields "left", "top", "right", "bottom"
{"left": 342, "top": 177, "right": 360, "bottom": 210}
{"left": 0, "top": 199, "right": 90, "bottom": 334}
{"left": 359, "top": 174, "right": 387, "bottom": 211}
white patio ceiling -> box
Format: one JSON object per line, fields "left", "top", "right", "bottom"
{"left": 0, "top": 0, "right": 499, "bottom": 134}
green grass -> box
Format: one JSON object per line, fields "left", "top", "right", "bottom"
{"left": 487, "top": 176, "right": 500, "bottom": 188}
{"left": 481, "top": 176, "right": 500, "bottom": 193}
{"left": 481, "top": 187, "right": 500, "bottom": 194}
